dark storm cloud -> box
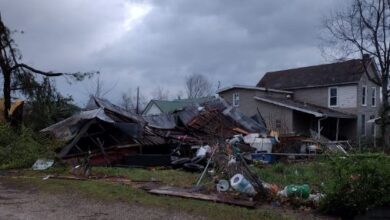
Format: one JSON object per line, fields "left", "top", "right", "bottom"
{"left": 0, "top": 0, "right": 342, "bottom": 105}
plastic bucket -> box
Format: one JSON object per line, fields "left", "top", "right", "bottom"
{"left": 230, "top": 174, "right": 257, "bottom": 196}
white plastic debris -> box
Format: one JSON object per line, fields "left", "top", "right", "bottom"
{"left": 196, "top": 145, "right": 211, "bottom": 157}
{"left": 32, "top": 159, "right": 54, "bottom": 170}
{"left": 243, "top": 133, "right": 260, "bottom": 143}
{"left": 216, "top": 179, "right": 230, "bottom": 192}
{"left": 230, "top": 174, "right": 257, "bottom": 196}
{"left": 277, "top": 187, "right": 288, "bottom": 197}
{"left": 228, "top": 157, "right": 236, "bottom": 165}
{"left": 244, "top": 134, "right": 273, "bottom": 153}
{"left": 42, "top": 175, "right": 52, "bottom": 180}
{"left": 308, "top": 193, "right": 325, "bottom": 202}
{"left": 197, "top": 106, "right": 205, "bottom": 111}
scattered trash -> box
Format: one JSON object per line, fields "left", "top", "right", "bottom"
{"left": 41, "top": 96, "right": 267, "bottom": 166}
{"left": 148, "top": 186, "right": 256, "bottom": 208}
{"left": 32, "top": 159, "right": 54, "bottom": 170}
{"left": 196, "top": 145, "right": 210, "bottom": 157}
{"left": 183, "top": 163, "right": 204, "bottom": 172}
{"left": 278, "top": 184, "right": 310, "bottom": 199}
{"left": 171, "top": 157, "right": 191, "bottom": 168}
{"left": 216, "top": 179, "right": 230, "bottom": 192}
{"left": 42, "top": 175, "right": 51, "bottom": 180}
{"left": 230, "top": 174, "right": 257, "bottom": 196}
{"left": 262, "top": 183, "right": 279, "bottom": 194}
{"left": 249, "top": 138, "right": 273, "bottom": 153}
{"left": 251, "top": 153, "right": 275, "bottom": 164}
{"left": 308, "top": 193, "right": 325, "bottom": 202}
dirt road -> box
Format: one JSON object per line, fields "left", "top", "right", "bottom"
{"left": 0, "top": 178, "right": 206, "bottom": 220}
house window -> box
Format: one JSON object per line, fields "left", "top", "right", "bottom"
{"left": 329, "top": 87, "right": 338, "bottom": 107}
{"left": 371, "top": 87, "right": 376, "bottom": 107}
{"left": 275, "top": 119, "right": 281, "bottom": 129}
{"left": 361, "top": 114, "right": 366, "bottom": 136}
{"left": 362, "top": 86, "right": 367, "bottom": 106}
{"left": 232, "top": 93, "right": 240, "bottom": 107}
{"left": 370, "top": 115, "right": 375, "bottom": 136}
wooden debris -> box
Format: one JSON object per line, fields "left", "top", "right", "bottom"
{"left": 148, "top": 187, "right": 256, "bottom": 208}
{"left": 44, "top": 175, "right": 88, "bottom": 181}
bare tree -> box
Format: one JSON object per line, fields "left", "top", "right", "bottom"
{"left": 0, "top": 13, "right": 95, "bottom": 122}
{"left": 152, "top": 86, "right": 169, "bottom": 100}
{"left": 120, "top": 88, "right": 147, "bottom": 113}
{"left": 88, "top": 75, "right": 116, "bottom": 98}
{"left": 121, "top": 92, "right": 135, "bottom": 111}
{"left": 185, "top": 73, "right": 212, "bottom": 98}
{"left": 323, "top": 0, "right": 390, "bottom": 147}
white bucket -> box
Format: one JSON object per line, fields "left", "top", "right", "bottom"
{"left": 250, "top": 138, "right": 273, "bottom": 153}
{"left": 230, "top": 174, "right": 257, "bottom": 196}
{"left": 216, "top": 179, "right": 230, "bottom": 192}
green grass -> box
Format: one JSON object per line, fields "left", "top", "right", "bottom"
{"left": 254, "top": 162, "right": 331, "bottom": 191}
{"left": 8, "top": 159, "right": 357, "bottom": 219}
{"left": 4, "top": 169, "right": 294, "bottom": 220}
{"left": 92, "top": 167, "right": 199, "bottom": 187}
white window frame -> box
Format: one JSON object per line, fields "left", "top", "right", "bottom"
{"left": 232, "top": 92, "right": 240, "bottom": 107}
{"left": 362, "top": 85, "right": 367, "bottom": 106}
{"left": 328, "top": 87, "right": 338, "bottom": 107}
{"left": 371, "top": 87, "right": 377, "bottom": 107}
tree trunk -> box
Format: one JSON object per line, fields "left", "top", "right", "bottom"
{"left": 380, "top": 78, "right": 389, "bottom": 148}
{"left": 3, "top": 69, "right": 11, "bottom": 122}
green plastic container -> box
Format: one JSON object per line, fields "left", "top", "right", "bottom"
{"left": 286, "top": 184, "right": 310, "bottom": 199}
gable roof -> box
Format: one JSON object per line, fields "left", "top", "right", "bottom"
{"left": 143, "top": 96, "right": 215, "bottom": 115}
{"left": 257, "top": 59, "right": 373, "bottom": 90}
{"left": 217, "top": 85, "right": 293, "bottom": 94}
{"left": 254, "top": 96, "right": 356, "bottom": 119}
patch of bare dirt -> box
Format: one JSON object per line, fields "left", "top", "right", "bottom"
{"left": 0, "top": 177, "right": 206, "bottom": 220}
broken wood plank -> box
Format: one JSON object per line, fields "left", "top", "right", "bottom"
{"left": 148, "top": 188, "right": 256, "bottom": 208}
{"left": 45, "top": 175, "right": 88, "bottom": 181}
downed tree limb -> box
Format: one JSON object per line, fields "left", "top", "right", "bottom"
{"left": 148, "top": 188, "right": 256, "bottom": 208}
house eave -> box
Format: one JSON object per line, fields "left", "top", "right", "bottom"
{"left": 254, "top": 96, "right": 356, "bottom": 119}
{"left": 254, "top": 96, "right": 324, "bottom": 117}
{"left": 217, "top": 85, "right": 293, "bottom": 94}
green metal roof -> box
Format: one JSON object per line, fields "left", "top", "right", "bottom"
{"left": 147, "top": 96, "right": 215, "bottom": 114}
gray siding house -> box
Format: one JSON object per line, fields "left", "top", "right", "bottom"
{"left": 218, "top": 58, "right": 381, "bottom": 143}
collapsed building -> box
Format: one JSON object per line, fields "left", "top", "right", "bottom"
{"left": 41, "top": 96, "right": 267, "bottom": 166}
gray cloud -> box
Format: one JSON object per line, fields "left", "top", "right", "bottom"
{"left": 0, "top": 0, "right": 342, "bottom": 105}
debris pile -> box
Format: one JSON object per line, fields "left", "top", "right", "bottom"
{"left": 41, "top": 96, "right": 267, "bottom": 167}
{"left": 40, "top": 96, "right": 346, "bottom": 207}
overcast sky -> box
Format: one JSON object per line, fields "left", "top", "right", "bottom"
{"left": 0, "top": 0, "right": 344, "bottom": 106}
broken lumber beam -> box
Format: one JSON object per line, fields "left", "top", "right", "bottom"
{"left": 148, "top": 188, "right": 256, "bottom": 208}
{"left": 44, "top": 175, "right": 88, "bottom": 181}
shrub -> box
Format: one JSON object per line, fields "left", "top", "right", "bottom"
{"left": 0, "top": 123, "right": 57, "bottom": 169}
{"left": 320, "top": 154, "right": 390, "bottom": 218}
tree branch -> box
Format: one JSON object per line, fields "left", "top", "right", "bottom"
{"left": 9, "top": 63, "right": 63, "bottom": 76}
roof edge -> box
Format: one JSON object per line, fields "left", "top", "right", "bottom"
{"left": 277, "top": 82, "right": 359, "bottom": 90}
{"left": 253, "top": 96, "right": 323, "bottom": 117}
{"left": 217, "top": 85, "right": 293, "bottom": 94}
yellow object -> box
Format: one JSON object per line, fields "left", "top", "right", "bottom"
{"left": 0, "top": 98, "right": 24, "bottom": 122}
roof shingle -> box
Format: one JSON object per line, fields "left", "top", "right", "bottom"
{"left": 257, "top": 59, "right": 369, "bottom": 90}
